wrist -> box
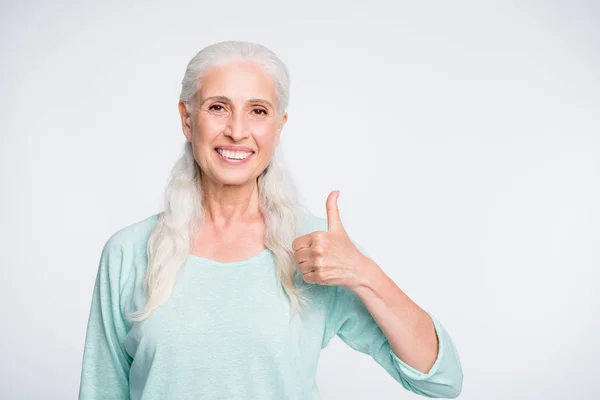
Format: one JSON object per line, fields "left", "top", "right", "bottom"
{"left": 351, "top": 256, "right": 385, "bottom": 294}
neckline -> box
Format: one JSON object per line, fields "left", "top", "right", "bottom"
{"left": 150, "top": 214, "right": 274, "bottom": 267}
{"left": 186, "top": 248, "right": 273, "bottom": 267}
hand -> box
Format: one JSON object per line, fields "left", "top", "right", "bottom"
{"left": 292, "top": 190, "right": 372, "bottom": 290}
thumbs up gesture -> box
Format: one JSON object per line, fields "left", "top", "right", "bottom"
{"left": 292, "top": 190, "right": 374, "bottom": 290}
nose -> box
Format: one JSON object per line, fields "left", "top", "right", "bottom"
{"left": 223, "top": 112, "right": 250, "bottom": 142}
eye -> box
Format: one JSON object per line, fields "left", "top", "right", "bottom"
{"left": 209, "top": 104, "right": 226, "bottom": 112}
{"left": 253, "top": 108, "right": 268, "bottom": 115}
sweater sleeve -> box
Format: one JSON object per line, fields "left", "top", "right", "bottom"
{"left": 322, "top": 244, "right": 463, "bottom": 398}
{"left": 79, "top": 236, "right": 132, "bottom": 399}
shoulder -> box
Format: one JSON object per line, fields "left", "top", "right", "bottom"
{"left": 98, "top": 213, "right": 159, "bottom": 284}
{"left": 96, "top": 213, "right": 159, "bottom": 294}
{"left": 103, "top": 212, "right": 159, "bottom": 255}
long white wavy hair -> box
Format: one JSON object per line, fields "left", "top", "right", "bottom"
{"left": 128, "top": 41, "right": 312, "bottom": 323}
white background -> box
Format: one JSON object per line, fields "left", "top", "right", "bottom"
{"left": 1, "top": 0, "right": 599, "bottom": 399}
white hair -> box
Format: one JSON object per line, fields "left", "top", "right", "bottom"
{"left": 128, "top": 41, "right": 312, "bottom": 323}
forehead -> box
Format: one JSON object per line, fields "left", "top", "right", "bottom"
{"left": 198, "top": 61, "right": 276, "bottom": 103}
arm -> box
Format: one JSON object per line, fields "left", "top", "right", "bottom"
{"left": 358, "top": 256, "right": 463, "bottom": 397}
{"left": 323, "top": 248, "right": 463, "bottom": 398}
{"left": 323, "top": 276, "right": 463, "bottom": 398}
{"left": 79, "top": 237, "right": 131, "bottom": 399}
{"left": 355, "top": 257, "right": 440, "bottom": 374}
{"left": 299, "top": 206, "right": 463, "bottom": 397}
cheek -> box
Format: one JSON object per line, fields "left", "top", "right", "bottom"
{"left": 251, "top": 121, "right": 278, "bottom": 144}
{"left": 195, "top": 118, "right": 224, "bottom": 141}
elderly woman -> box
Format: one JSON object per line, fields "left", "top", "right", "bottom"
{"left": 78, "top": 41, "right": 463, "bottom": 399}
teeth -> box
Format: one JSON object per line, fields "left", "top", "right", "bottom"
{"left": 216, "top": 148, "right": 253, "bottom": 160}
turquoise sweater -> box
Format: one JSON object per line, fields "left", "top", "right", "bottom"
{"left": 79, "top": 212, "right": 463, "bottom": 399}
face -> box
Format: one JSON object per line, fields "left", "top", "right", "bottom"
{"left": 178, "top": 61, "right": 288, "bottom": 187}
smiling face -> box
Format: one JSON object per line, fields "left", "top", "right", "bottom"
{"left": 179, "top": 61, "right": 288, "bottom": 187}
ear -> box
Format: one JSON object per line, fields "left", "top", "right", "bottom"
{"left": 178, "top": 101, "right": 193, "bottom": 142}
{"left": 274, "top": 112, "right": 288, "bottom": 147}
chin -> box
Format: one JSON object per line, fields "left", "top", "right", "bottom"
{"left": 214, "top": 172, "right": 256, "bottom": 186}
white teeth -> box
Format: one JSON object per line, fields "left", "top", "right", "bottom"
{"left": 216, "top": 148, "right": 253, "bottom": 160}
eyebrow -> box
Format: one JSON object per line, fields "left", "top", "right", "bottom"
{"left": 200, "top": 95, "right": 274, "bottom": 109}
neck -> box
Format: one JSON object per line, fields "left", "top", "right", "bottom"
{"left": 200, "top": 176, "right": 262, "bottom": 228}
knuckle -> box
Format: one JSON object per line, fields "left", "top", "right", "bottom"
{"left": 312, "top": 244, "right": 324, "bottom": 255}
{"left": 313, "top": 256, "right": 325, "bottom": 268}
{"left": 313, "top": 231, "right": 326, "bottom": 242}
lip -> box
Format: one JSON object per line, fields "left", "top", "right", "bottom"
{"left": 214, "top": 145, "right": 255, "bottom": 152}
{"left": 215, "top": 148, "right": 254, "bottom": 165}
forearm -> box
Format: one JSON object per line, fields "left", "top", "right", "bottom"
{"left": 351, "top": 259, "right": 439, "bottom": 374}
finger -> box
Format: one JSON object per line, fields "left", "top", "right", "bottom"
{"left": 302, "top": 269, "right": 320, "bottom": 284}
{"left": 326, "top": 190, "right": 345, "bottom": 233}
{"left": 298, "top": 265, "right": 316, "bottom": 275}
{"left": 292, "top": 233, "right": 312, "bottom": 251}
{"left": 293, "top": 247, "right": 313, "bottom": 266}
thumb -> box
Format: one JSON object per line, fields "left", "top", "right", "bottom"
{"left": 326, "top": 190, "right": 345, "bottom": 233}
